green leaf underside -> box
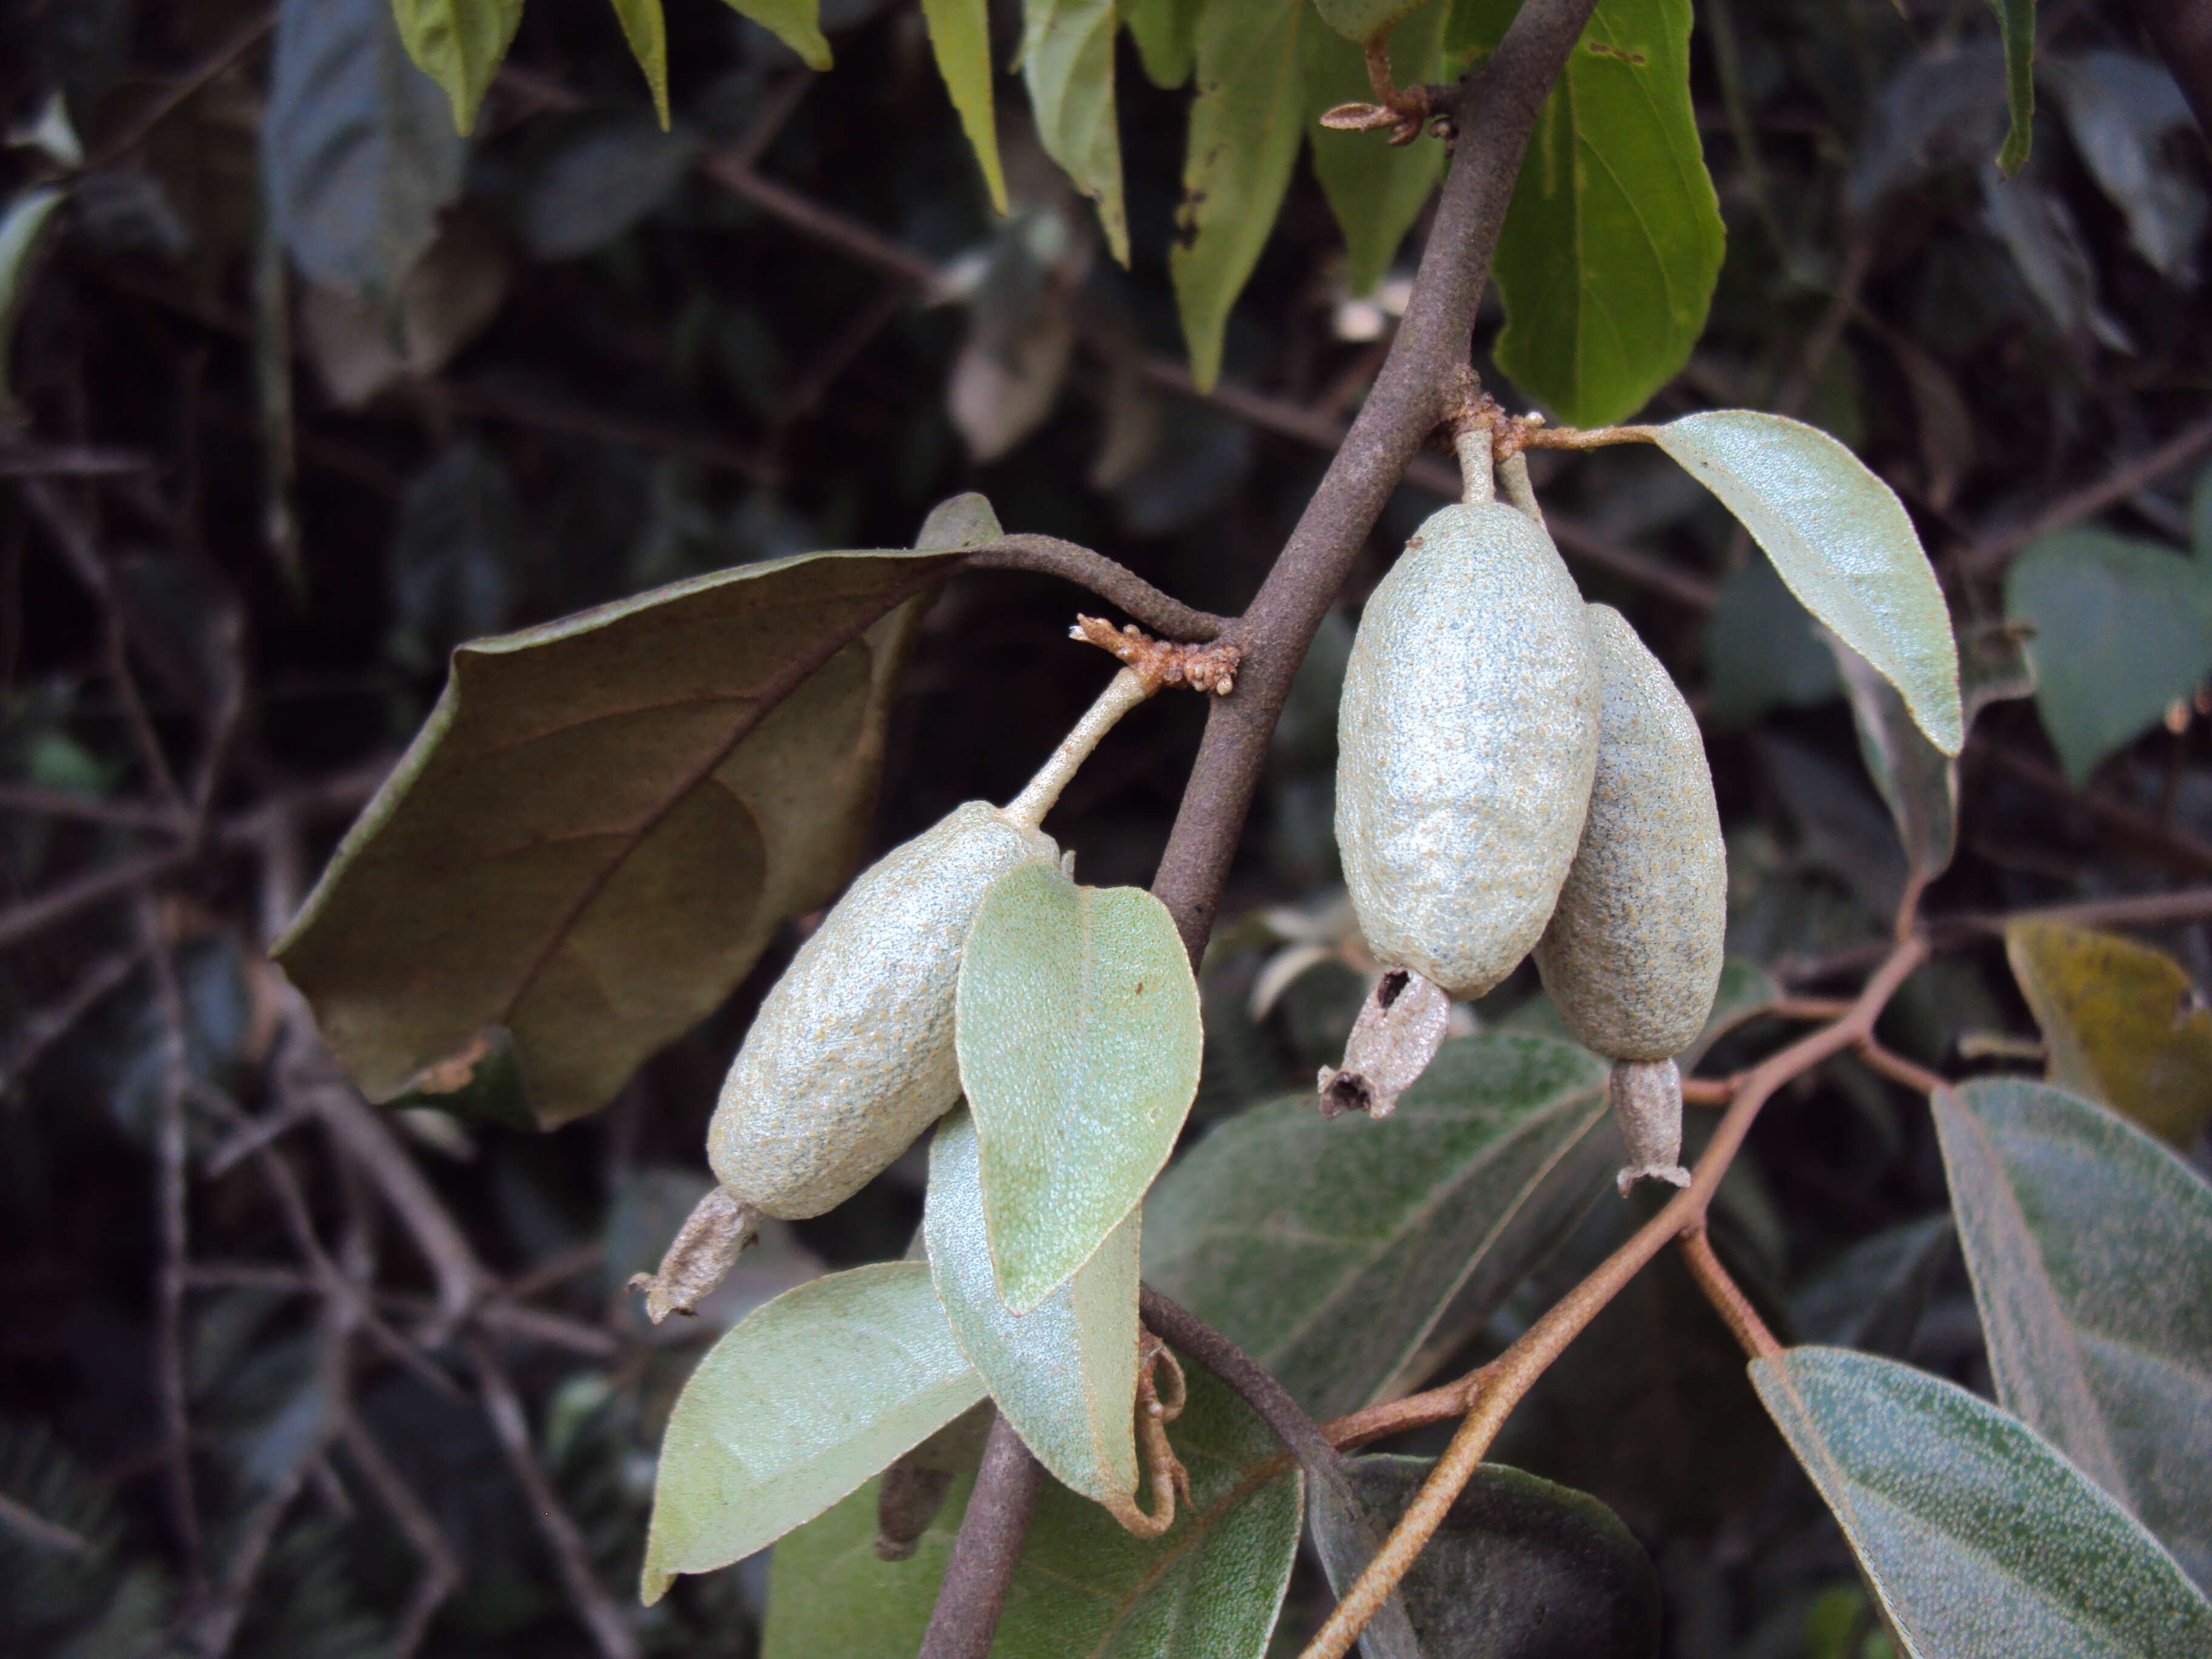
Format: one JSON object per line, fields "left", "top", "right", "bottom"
{"left": 391, "top": 0, "right": 524, "bottom": 135}
{"left": 762, "top": 1366, "right": 1302, "bottom": 1658}
{"left": 606, "top": 0, "right": 672, "bottom": 129}
{"left": 924, "top": 1108, "right": 1141, "bottom": 1509}
{"left": 2004, "top": 919, "right": 2212, "bottom": 1148}
{"left": 1310, "top": 1457, "right": 1663, "bottom": 1659}
{"left": 1024, "top": 0, "right": 1127, "bottom": 264}
{"left": 1476, "top": 0, "right": 1724, "bottom": 427}
{"left": 1936, "top": 1079, "right": 2212, "bottom": 1590}
{"left": 1987, "top": 0, "right": 2036, "bottom": 176}
{"left": 1655, "top": 411, "right": 1963, "bottom": 754}
{"left": 1751, "top": 1346, "right": 2212, "bottom": 1656}
{"left": 268, "top": 0, "right": 468, "bottom": 294}
{"left": 957, "top": 863, "right": 1201, "bottom": 1313}
{"left": 1305, "top": 2, "right": 1447, "bottom": 298}
{"left": 1171, "top": 0, "right": 1307, "bottom": 390}
{"left": 641, "top": 1262, "right": 985, "bottom": 1603}
{"left": 275, "top": 541, "right": 973, "bottom": 1127}
{"left": 2004, "top": 529, "right": 2212, "bottom": 786}
{"left": 921, "top": 0, "right": 1007, "bottom": 213}
{"left": 1124, "top": 0, "right": 1201, "bottom": 87}
{"left": 1143, "top": 1032, "right": 1612, "bottom": 1419}
{"left": 719, "top": 0, "right": 833, "bottom": 71}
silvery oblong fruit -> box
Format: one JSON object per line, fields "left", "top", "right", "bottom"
{"left": 1533, "top": 603, "right": 1724, "bottom": 1062}
{"left": 1335, "top": 501, "right": 1601, "bottom": 998}
{"left": 707, "top": 800, "right": 1058, "bottom": 1218}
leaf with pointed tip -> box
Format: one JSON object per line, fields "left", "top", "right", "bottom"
{"left": 923, "top": 1107, "right": 1142, "bottom": 1514}
{"left": 1144, "top": 1032, "right": 1612, "bottom": 1418}
{"left": 391, "top": 0, "right": 524, "bottom": 135}
{"left": 606, "top": 0, "right": 672, "bottom": 129}
{"left": 0, "top": 186, "right": 65, "bottom": 413}
{"left": 920, "top": 0, "right": 1007, "bottom": 213}
{"left": 1936, "top": 1078, "right": 2212, "bottom": 1589}
{"left": 1171, "top": 0, "right": 1307, "bottom": 390}
{"left": 1654, "top": 411, "right": 1963, "bottom": 754}
{"left": 641, "top": 1262, "right": 985, "bottom": 1603}
{"left": 1987, "top": 0, "right": 2035, "bottom": 175}
{"left": 957, "top": 863, "right": 1201, "bottom": 1313}
{"left": 1753, "top": 1346, "right": 2212, "bottom": 1656}
{"left": 763, "top": 1366, "right": 1302, "bottom": 1658}
{"left": 269, "top": 0, "right": 468, "bottom": 292}
{"left": 1124, "top": 0, "right": 1201, "bottom": 87}
{"left": 1311, "top": 1457, "right": 1663, "bottom": 1659}
{"left": 276, "top": 501, "right": 996, "bottom": 1127}
{"left": 1023, "top": 0, "right": 1127, "bottom": 264}
{"left": 1305, "top": 1, "right": 1446, "bottom": 297}
{"left": 718, "top": 0, "right": 832, "bottom": 70}
{"left": 2004, "top": 920, "right": 2212, "bottom": 1148}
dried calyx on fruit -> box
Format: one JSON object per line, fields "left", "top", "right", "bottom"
{"left": 1533, "top": 603, "right": 1725, "bottom": 1191}
{"left": 1324, "top": 421, "right": 1599, "bottom": 1114}
{"left": 630, "top": 668, "right": 1155, "bottom": 1322}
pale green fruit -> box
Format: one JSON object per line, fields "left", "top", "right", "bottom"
{"left": 708, "top": 801, "right": 1058, "bottom": 1217}
{"left": 1535, "top": 604, "right": 1724, "bottom": 1062}
{"left": 1335, "top": 502, "right": 1601, "bottom": 998}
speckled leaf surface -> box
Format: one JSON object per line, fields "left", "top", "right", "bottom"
{"left": 276, "top": 509, "right": 983, "bottom": 1127}
{"left": 1310, "top": 1457, "right": 1662, "bottom": 1659}
{"left": 957, "top": 862, "right": 1200, "bottom": 1313}
{"left": 1144, "top": 1032, "right": 1612, "bottom": 1418}
{"left": 1751, "top": 1346, "right": 2212, "bottom": 1657}
{"left": 762, "top": 1366, "right": 1302, "bottom": 1658}
{"left": 924, "top": 1107, "right": 1141, "bottom": 1510}
{"left": 1655, "top": 411, "right": 1963, "bottom": 754}
{"left": 2005, "top": 919, "right": 2212, "bottom": 1147}
{"left": 641, "top": 1262, "right": 984, "bottom": 1603}
{"left": 1936, "top": 1078, "right": 2212, "bottom": 1590}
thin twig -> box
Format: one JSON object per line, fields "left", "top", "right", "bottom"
{"left": 967, "top": 536, "right": 1230, "bottom": 642}
{"left": 470, "top": 1338, "right": 640, "bottom": 1659}
{"left": 1960, "top": 407, "right": 2212, "bottom": 574}
{"left": 1139, "top": 1284, "right": 1347, "bottom": 1482}
{"left": 0, "top": 782, "right": 187, "bottom": 829}
{"left": 1854, "top": 1036, "right": 1946, "bottom": 1095}
{"left": 0, "top": 942, "right": 149, "bottom": 1089}
{"left": 1300, "top": 936, "right": 1927, "bottom": 1658}
{"left": 337, "top": 1417, "right": 460, "bottom": 1659}
{"left": 916, "top": 1414, "right": 1043, "bottom": 1659}
{"left": 138, "top": 899, "right": 202, "bottom": 1582}
{"left": 1679, "top": 1227, "right": 1782, "bottom": 1360}
{"left": 84, "top": 11, "right": 275, "bottom": 170}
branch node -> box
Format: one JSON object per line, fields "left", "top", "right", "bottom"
{"left": 1071, "top": 616, "right": 1241, "bottom": 696}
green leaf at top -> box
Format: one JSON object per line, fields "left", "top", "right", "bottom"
{"left": 717, "top": 0, "right": 832, "bottom": 70}
{"left": 1752, "top": 1346, "right": 2212, "bottom": 1657}
{"left": 606, "top": 0, "right": 671, "bottom": 129}
{"left": 1024, "top": 0, "right": 1128, "bottom": 264}
{"left": 1936, "top": 1079, "right": 2212, "bottom": 1592}
{"left": 1305, "top": 1, "right": 1447, "bottom": 298}
{"left": 1987, "top": 0, "right": 2035, "bottom": 176}
{"left": 1310, "top": 1457, "right": 1662, "bottom": 1659}
{"left": 1461, "top": 0, "right": 1723, "bottom": 427}
{"left": 2004, "top": 919, "right": 2212, "bottom": 1148}
{"left": 1171, "top": 0, "right": 1307, "bottom": 390}
{"left": 923, "top": 1107, "right": 1142, "bottom": 1515}
{"left": 1144, "top": 1031, "right": 1612, "bottom": 1418}
{"left": 920, "top": 0, "right": 1007, "bottom": 213}
{"left": 2003, "top": 528, "right": 2212, "bottom": 786}
{"left": 1654, "top": 411, "right": 1963, "bottom": 754}
{"left": 270, "top": 0, "right": 468, "bottom": 293}
{"left": 1124, "top": 0, "right": 1201, "bottom": 87}
{"left": 956, "top": 862, "right": 1201, "bottom": 1313}
{"left": 275, "top": 504, "right": 991, "bottom": 1128}
{"left": 1312, "top": 0, "right": 1435, "bottom": 43}
{"left": 641, "top": 1262, "right": 985, "bottom": 1604}
{"left": 391, "top": 0, "right": 523, "bottom": 135}
{"left": 763, "top": 1365, "right": 1303, "bottom": 1659}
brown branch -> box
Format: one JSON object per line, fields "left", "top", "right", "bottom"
{"left": 336, "top": 1418, "right": 460, "bottom": 1659}
{"left": 469, "top": 1338, "right": 640, "bottom": 1659}
{"left": 914, "top": 1413, "right": 1042, "bottom": 1659}
{"left": 85, "top": 10, "right": 275, "bottom": 170}
{"left": 1301, "top": 936, "right": 1928, "bottom": 1657}
{"left": 139, "top": 900, "right": 202, "bottom": 1583}
{"left": 1679, "top": 1227, "right": 1781, "bottom": 1361}
{"left": 965, "top": 536, "right": 1230, "bottom": 641}
{"left": 1975, "top": 744, "right": 2212, "bottom": 876}
{"left": 1854, "top": 1035, "right": 1946, "bottom": 1096}
{"left": 1959, "top": 406, "right": 2212, "bottom": 574}
{"left": 1138, "top": 1284, "right": 1347, "bottom": 1483}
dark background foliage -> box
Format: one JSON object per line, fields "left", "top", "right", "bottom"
{"left": 1, "top": 0, "right": 2207, "bottom": 1655}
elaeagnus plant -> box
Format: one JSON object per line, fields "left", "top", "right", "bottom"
{"left": 253, "top": 4, "right": 2212, "bottom": 1658}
